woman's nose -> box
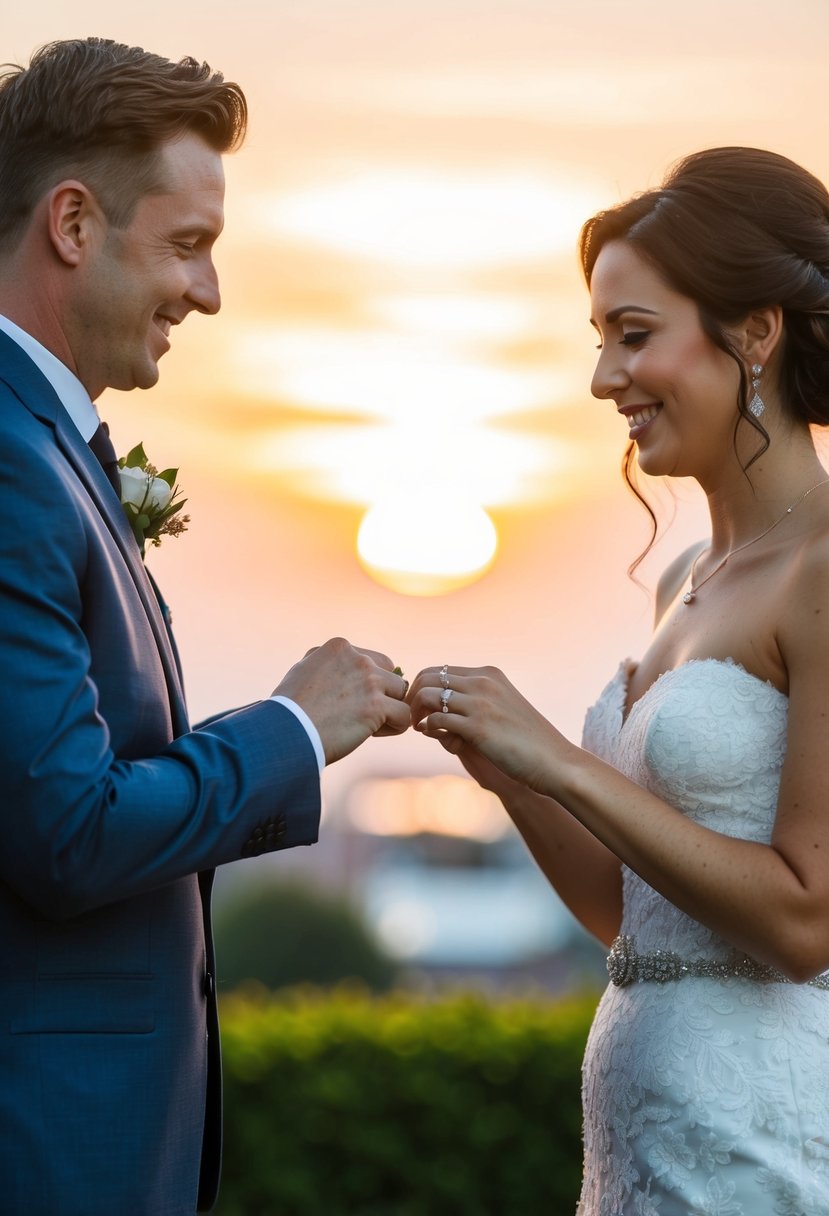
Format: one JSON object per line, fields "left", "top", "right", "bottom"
{"left": 590, "top": 345, "right": 628, "bottom": 402}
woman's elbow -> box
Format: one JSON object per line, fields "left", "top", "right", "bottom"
{"left": 767, "top": 915, "right": 829, "bottom": 984}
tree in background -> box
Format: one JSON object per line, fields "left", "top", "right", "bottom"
{"left": 214, "top": 880, "right": 400, "bottom": 992}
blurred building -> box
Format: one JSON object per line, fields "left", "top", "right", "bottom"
{"left": 341, "top": 773, "right": 603, "bottom": 991}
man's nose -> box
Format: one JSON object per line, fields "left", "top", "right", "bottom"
{"left": 188, "top": 259, "right": 221, "bottom": 316}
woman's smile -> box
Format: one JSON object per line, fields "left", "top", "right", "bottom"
{"left": 618, "top": 402, "right": 662, "bottom": 439}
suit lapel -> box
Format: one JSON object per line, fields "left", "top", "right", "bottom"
{"left": 57, "top": 414, "right": 190, "bottom": 733}
{"left": 0, "top": 330, "right": 189, "bottom": 735}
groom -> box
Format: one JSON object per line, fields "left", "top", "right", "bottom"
{"left": 0, "top": 37, "right": 409, "bottom": 1216}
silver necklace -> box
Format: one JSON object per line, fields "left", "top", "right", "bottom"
{"left": 683, "top": 477, "right": 829, "bottom": 606}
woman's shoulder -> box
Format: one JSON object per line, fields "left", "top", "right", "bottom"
{"left": 776, "top": 504, "right": 829, "bottom": 668}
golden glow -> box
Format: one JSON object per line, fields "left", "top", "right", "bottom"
{"left": 357, "top": 495, "right": 497, "bottom": 595}
{"left": 345, "top": 774, "right": 510, "bottom": 840}
{"left": 235, "top": 325, "right": 558, "bottom": 421}
{"left": 364, "top": 64, "right": 766, "bottom": 124}
{"left": 236, "top": 297, "right": 575, "bottom": 591}
{"left": 252, "top": 420, "right": 568, "bottom": 509}
{"left": 372, "top": 293, "right": 543, "bottom": 343}
{"left": 262, "top": 168, "right": 602, "bottom": 268}
{"left": 233, "top": 166, "right": 585, "bottom": 595}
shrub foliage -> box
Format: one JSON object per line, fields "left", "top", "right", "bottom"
{"left": 214, "top": 986, "right": 595, "bottom": 1215}
{"left": 213, "top": 881, "right": 400, "bottom": 992}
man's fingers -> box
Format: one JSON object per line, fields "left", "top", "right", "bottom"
{"left": 374, "top": 697, "right": 412, "bottom": 736}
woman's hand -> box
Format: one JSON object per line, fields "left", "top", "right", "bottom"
{"left": 407, "top": 664, "right": 563, "bottom": 795}
{"left": 435, "top": 729, "right": 532, "bottom": 807}
{"left": 408, "top": 664, "right": 625, "bottom": 944}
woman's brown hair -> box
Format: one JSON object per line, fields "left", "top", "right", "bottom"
{"left": 579, "top": 147, "right": 829, "bottom": 568}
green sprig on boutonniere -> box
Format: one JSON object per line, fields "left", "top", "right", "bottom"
{"left": 117, "top": 442, "right": 189, "bottom": 555}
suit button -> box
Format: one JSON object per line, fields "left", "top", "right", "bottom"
{"left": 203, "top": 971, "right": 215, "bottom": 998}
{"left": 242, "top": 816, "right": 289, "bottom": 857}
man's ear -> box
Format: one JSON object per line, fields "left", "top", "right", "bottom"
{"left": 734, "top": 305, "right": 785, "bottom": 368}
{"left": 46, "top": 181, "right": 102, "bottom": 266}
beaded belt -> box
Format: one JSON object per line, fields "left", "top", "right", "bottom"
{"left": 607, "top": 934, "right": 829, "bottom": 990}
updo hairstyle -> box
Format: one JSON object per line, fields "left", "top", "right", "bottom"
{"left": 580, "top": 147, "right": 829, "bottom": 434}
{"left": 579, "top": 148, "right": 829, "bottom": 566}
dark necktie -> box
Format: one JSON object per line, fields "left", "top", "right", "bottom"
{"left": 88, "top": 421, "right": 121, "bottom": 496}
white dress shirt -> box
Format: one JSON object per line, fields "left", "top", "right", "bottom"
{"left": 0, "top": 312, "right": 99, "bottom": 439}
{"left": 0, "top": 312, "right": 324, "bottom": 771}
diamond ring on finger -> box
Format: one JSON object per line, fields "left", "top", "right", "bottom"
{"left": 440, "top": 688, "right": 453, "bottom": 713}
{"left": 439, "top": 664, "right": 450, "bottom": 689}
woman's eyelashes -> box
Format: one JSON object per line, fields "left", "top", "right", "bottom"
{"left": 620, "top": 330, "right": 650, "bottom": 347}
{"left": 593, "top": 328, "right": 652, "bottom": 351}
{"left": 590, "top": 325, "right": 646, "bottom": 350}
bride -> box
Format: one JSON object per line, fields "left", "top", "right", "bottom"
{"left": 408, "top": 147, "right": 829, "bottom": 1214}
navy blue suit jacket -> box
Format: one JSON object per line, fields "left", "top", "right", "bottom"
{"left": 0, "top": 330, "right": 321, "bottom": 1214}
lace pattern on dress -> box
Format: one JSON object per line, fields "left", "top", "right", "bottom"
{"left": 577, "top": 659, "right": 829, "bottom": 1216}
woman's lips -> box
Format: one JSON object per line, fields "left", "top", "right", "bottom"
{"left": 619, "top": 402, "right": 661, "bottom": 439}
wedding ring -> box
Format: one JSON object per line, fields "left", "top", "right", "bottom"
{"left": 440, "top": 688, "right": 453, "bottom": 713}
{"left": 439, "top": 664, "right": 450, "bottom": 688}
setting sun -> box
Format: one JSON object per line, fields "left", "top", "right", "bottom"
{"left": 227, "top": 162, "right": 603, "bottom": 595}
{"left": 357, "top": 494, "right": 497, "bottom": 595}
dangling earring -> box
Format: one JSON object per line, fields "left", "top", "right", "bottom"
{"left": 748, "top": 363, "right": 765, "bottom": 418}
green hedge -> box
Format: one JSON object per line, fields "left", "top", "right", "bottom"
{"left": 214, "top": 986, "right": 596, "bottom": 1215}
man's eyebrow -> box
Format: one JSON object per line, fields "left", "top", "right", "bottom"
{"left": 172, "top": 217, "right": 224, "bottom": 239}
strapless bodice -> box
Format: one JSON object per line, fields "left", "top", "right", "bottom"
{"left": 582, "top": 658, "right": 789, "bottom": 959}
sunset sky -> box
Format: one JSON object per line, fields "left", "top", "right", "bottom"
{"left": 7, "top": 0, "right": 829, "bottom": 828}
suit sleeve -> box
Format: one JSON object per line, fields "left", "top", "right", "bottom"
{"left": 0, "top": 407, "right": 321, "bottom": 920}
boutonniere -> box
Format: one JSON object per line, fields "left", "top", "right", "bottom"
{"left": 117, "top": 442, "right": 189, "bottom": 555}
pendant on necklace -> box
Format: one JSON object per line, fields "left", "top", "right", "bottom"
{"left": 683, "top": 590, "right": 695, "bottom": 605}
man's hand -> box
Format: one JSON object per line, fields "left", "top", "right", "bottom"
{"left": 272, "top": 638, "right": 411, "bottom": 765}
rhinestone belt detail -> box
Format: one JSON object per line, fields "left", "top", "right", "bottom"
{"left": 607, "top": 934, "right": 829, "bottom": 990}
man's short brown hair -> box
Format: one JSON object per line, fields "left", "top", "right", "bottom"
{"left": 0, "top": 37, "right": 248, "bottom": 250}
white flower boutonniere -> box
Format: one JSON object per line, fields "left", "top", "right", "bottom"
{"left": 118, "top": 442, "right": 189, "bottom": 554}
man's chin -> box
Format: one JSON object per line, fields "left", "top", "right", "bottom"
{"left": 138, "top": 367, "right": 162, "bottom": 390}
{"left": 124, "top": 360, "right": 162, "bottom": 392}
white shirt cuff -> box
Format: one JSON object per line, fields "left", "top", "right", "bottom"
{"left": 270, "top": 696, "right": 325, "bottom": 772}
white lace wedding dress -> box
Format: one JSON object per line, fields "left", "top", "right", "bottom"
{"left": 577, "top": 658, "right": 829, "bottom": 1216}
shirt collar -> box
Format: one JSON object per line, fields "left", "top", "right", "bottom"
{"left": 0, "top": 313, "right": 100, "bottom": 442}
